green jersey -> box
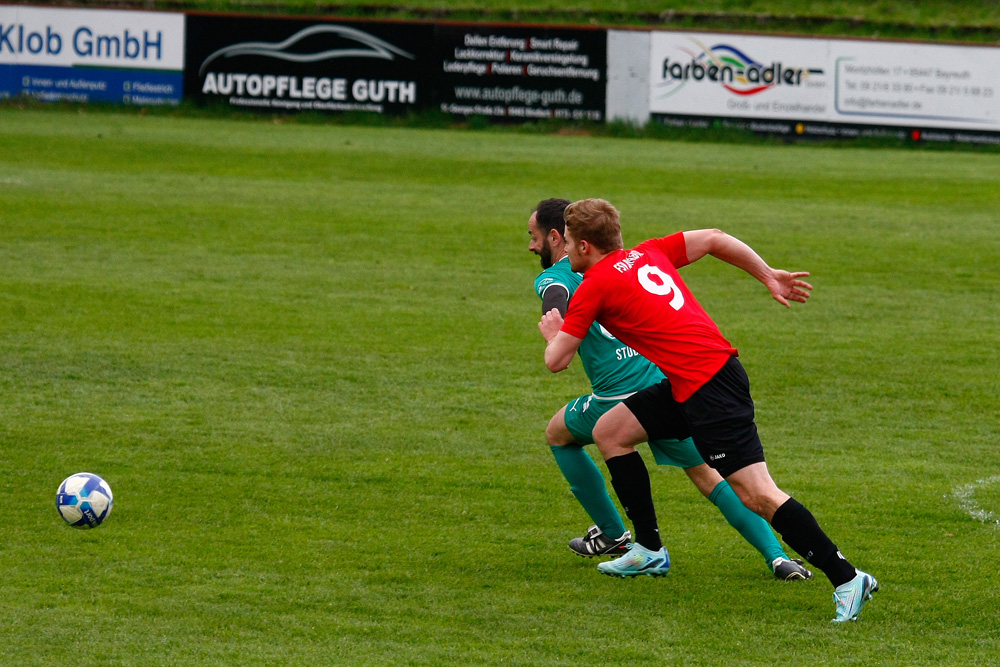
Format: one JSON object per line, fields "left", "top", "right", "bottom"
{"left": 535, "top": 256, "right": 664, "bottom": 397}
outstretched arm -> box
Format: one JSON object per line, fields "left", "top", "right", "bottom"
{"left": 538, "top": 309, "right": 583, "bottom": 372}
{"left": 682, "top": 228, "right": 812, "bottom": 307}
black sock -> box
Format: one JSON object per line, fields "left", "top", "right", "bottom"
{"left": 771, "top": 498, "right": 856, "bottom": 588}
{"left": 605, "top": 451, "right": 662, "bottom": 551}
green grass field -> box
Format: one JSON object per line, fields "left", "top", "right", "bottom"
{"left": 136, "top": 0, "right": 1000, "bottom": 30}
{"left": 1, "top": 108, "right": 999, "bottom": 665}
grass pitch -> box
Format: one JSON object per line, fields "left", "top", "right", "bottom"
{"left": 144, "top": 0, "right": 1000, "bottom": 32}
{"left": 1, "top": 109, "right": 999, "bottom": 665}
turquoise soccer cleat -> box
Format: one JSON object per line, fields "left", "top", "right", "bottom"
{"left": 597, "top": 543, "right": 671, "bottom": 578}
{"left": 832, "top": 570, "right": 879, "bottom": 623}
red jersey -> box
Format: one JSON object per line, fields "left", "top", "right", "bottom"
{"left": 561, "top": 232, "right": 737, "bottom": 402}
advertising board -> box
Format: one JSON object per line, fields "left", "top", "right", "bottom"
{"left": 0, "top": 5, "right": 184, "bottom": 104}
{"left": 648, "top": 31, "right": 999, "bottom": 137}
{"left": 184, "top": 14, "right": 434, "bottom": 114}
{"left": 435, "top": 24, "right": 606, "bottom": 122}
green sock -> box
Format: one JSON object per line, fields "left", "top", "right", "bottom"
{"left": 550, "top": 445, "right": 627, "bottom": 539}
{"left": 709, "top": 480, "right": 786, "bottom": 568}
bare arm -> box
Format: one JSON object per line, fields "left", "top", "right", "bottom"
{"left": 538, "top": 309, "right": 582, "bottom": 372}
{"left": 682, "top": 228, "right": 812, "bottom": 307}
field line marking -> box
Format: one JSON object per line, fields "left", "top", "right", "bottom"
{"left": 951, "top": 475, "right": 1000, "bottom": 528}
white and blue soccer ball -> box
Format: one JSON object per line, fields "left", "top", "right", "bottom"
{"left": 56, "top": 473, "right": 113, "bottom": 529}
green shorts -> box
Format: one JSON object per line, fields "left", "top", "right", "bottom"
{"left": 562, "top": 393, "right": 705, "bottom": 469}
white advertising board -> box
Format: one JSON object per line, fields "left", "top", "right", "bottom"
{"left": 649, "top": 32, "right": 999, "bottom": 132}
{"left": 0, "top": 5, "right": 184, "bottom": 104}
{"left": 0, "top": 5, "right": 184, "bottom": 69}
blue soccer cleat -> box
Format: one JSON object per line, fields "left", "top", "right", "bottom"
{"left": 597, "top": 543, "right": 670, "bottom": 578}
{"left": 832, "top": 570, "right": 879, "bottom": 623}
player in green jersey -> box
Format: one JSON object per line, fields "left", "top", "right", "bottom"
{"left": 528, "top": 198, "right": 811, "bottom": 580}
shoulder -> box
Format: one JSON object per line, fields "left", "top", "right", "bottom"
{"left": 637, "top": 233, "right": 685, "bottom": 257}
{"left": 535, "top": 271, "right": 571, "bottom": 299}
{"left": 535, "top": 259, "right": 580, "bottom": 298}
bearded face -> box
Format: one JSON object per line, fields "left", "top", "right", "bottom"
{"left": 528, "top": 214, "right": 556, "bottom": 269}
{"left": 537, "top": 237, "right": 554, "bottom": 269}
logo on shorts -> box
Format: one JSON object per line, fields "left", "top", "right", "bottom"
{"left": 709, "top": 453, "right": 726, "bottom": 460}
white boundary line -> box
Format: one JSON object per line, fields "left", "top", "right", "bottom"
{"left": 951, "top": 475, "right": 1000, "bottom": 528}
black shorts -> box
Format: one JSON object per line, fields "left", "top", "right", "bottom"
{"left": 622, "top": 356, "right": 765, "bottom": 478}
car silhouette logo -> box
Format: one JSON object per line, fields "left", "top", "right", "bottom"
{"left": 199, "top": 25, "right": 415, "bottom": 75}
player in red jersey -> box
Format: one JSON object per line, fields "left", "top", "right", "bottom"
{"left": 538, "top": 198, "right": 878, "bottom": 623}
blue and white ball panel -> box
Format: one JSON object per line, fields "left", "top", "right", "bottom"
{"left": 56, "top": 473, "right": 113, "bottom": 528}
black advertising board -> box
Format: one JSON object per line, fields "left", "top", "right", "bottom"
{"left": 182, "top": 13, "right": 608, "bottom": 121}
{"left": 435, "top": 24, "right": 607, "bottom": 122}
{"left": 184, "top": 14, "right": 435, "bottom": 114}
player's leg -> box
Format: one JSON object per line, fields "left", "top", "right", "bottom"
{"left": 591, "top": 400, "right": 660, "bottom": 549}
{"left": 548, "top": 400, "right": 629, "bottom": 555}
{"left": 589, "top": 383, "right": 679, "bottom": 579}
{"left": 726, "top": 462, "right": 877, "bottom": 618}
{"left": 726, "top": 463, "right": 857, "bottom": 576}
{"left": 686, "top": 357, "right": 877, "bottom": 619}
{"left": 683, "top": 462, "right": 784, "bottom": 564}
{"left": 650, "top": 434, "right": 809, "bottom": 579}
{"left": 591, "top": 396, "right": 671, "bottom": 577}
{"left": 718, "top": 460, "right": 788, "bottom": 520}
{"left": 681, "top": 461, "right": 810, "bottom": 579}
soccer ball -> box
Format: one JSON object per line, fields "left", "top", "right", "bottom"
{"left": 56, "top": 473, "right": 114, "bottom": 528}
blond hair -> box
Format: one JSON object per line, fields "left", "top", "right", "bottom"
{"left": 563, "top": 198, "right": 623, "bottom": 252}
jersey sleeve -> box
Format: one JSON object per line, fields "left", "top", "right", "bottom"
{"left": 541, "top": 284, "right": 570, "bottom": 316}
{"left": 534, "top": 274, "right": 571, "bottom": 301}
{"left": 561, "top": 277, "right": 600, "bottom": 339}
{"left": 639, "top": 232, "right": 690, "bottom": 269}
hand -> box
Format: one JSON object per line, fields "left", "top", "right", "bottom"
{"left": 538, "top": 308, "right": 565, "bottom": 342}
{"left": 767, "top": 270, "right": 812, "bottom": 307}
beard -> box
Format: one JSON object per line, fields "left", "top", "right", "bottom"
{"left": 538, "top": 242, "right": 553, "bottom": 269}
